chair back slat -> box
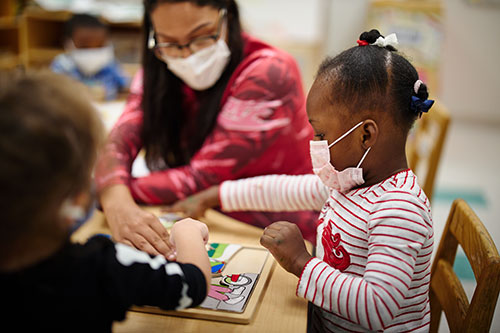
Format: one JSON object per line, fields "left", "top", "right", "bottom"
{"left": 430, "top": 259, "right": 469, "bottom": 332}
{"left": 449, "top": 200, "right": 499, "bottom": 281}
{"left": 430, "top": 199, "right": 500, "bottom": 332}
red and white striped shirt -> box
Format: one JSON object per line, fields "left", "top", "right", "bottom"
{"left": 220, "top": 169, "right": 433, "bottom": 332}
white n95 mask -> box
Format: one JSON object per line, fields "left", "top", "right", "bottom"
{"left": 310, "top": 121, "right": 371, "bottom": 193}
{"left": 70, "top": 44, "right": 114, "bottom": 76}
{"left": 161, "top": 38, "right": 231, "bottom": 91}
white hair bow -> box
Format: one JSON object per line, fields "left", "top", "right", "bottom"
{"left": 372, "top": 33, "right": 398, "bottom": 48}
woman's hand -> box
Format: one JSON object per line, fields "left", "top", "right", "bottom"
{"left": 100, "top": 184, "right": 175, "bottom": 257}
{"left": 260, "top": 221, "right": 312, "bottom": 277}
{"left": 165, "top": 185, "right": 220, "bottom": 219}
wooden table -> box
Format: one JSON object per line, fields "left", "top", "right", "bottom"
{"left": 72, "top": 208, "right": 311, "bottom": 332}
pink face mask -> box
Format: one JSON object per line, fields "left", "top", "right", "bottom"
{"left": 310, "top": 121, "right": 371, "bottom": 192}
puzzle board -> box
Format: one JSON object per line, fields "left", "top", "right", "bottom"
{"left": 131, "top": 246, "right": 275, "bottom": 324}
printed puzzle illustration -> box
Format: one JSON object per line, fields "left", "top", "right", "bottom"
{"left": 207, "top": 243, "right": 242, "bottom": 275}
{"left": 199, "top": 273, "right": 260, "bottom": 312}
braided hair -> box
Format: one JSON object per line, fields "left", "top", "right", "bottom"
{"left": 317, "top": 29, "right": 432, "bottom": 133}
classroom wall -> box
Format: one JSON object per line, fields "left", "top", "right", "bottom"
{"left": 323, "top": 0, "right": 370, "bottom": 57}
{"left": 236, "top": 0, "right": 328, "bottom": 89}
{"left": 323, "top": 0, "right": 500, "bottom": 124}
{"left": 440, "top": 0, "right": 500, "bottom": 124}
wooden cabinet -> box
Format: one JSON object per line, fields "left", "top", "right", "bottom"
{"left": 0, "top": 0, "right": 21, "bottom": 69}
{"left": 0, "top": 5, "right": 142, "bottom": 70}
{"left": 19, "top": 10, "right": 69, "bottom": 68}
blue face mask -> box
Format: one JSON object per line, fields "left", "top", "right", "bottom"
{"left": 60, "top": 193, "right": 97, "bottom": 233}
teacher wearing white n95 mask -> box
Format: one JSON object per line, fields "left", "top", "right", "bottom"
{"left": 94, "top": 0, "right": 317, "bottom": 257}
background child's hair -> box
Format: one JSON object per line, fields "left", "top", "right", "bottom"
{"left": 0, "top": 70, "right": 104, "bottom": 243}
{"left": 317, "top": 29, "right": 429, "bottom": 133}
{"left": 64, "top": 13, "right": 108, "bottom": 40}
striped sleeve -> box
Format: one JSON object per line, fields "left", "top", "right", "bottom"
{"left": 297, "top": 191, "right": 432, "bottom": 331}
{"left": 219, "top": 174, "right": 328, "bottom": 212}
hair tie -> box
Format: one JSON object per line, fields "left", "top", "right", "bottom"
{"left": 410, "top": 96, "right": 434, "bottom": 115}
{"left": 410, "top": 79, "right": 433, "bottom": 115}
{"left": 414, "top": 79, "right": 423, "bottom": 94}
{"left": 371, "top": 33, "right": 398, "bottom": 48}
{"left": 357, "top": 39, "right": 369, "bottom": 46}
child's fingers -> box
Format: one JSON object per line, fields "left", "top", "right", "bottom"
{"left": 260, "top": 234, "right": 275, "bottom": 250}
{"left": 167, "top": 251, "right": 177, "bottom": 261}
{"left": 199, "top": 223, "right": 209, "bottom": 244}
{"left": 266, "top": 221, "right": 293, "bottom": 231}
{"left": 262, "top": 227, "right": 280, "bottom": 239}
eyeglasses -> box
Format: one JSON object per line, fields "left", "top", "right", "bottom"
{"left": 148, "top": 9, "right": 227, "bottom": 58}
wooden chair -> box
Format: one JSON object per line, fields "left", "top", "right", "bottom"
{"left": 407, "top": 101, "right": 450, "bottom": 201}
{"left": 430, "top": 199, "right": 500, "bottom": 332}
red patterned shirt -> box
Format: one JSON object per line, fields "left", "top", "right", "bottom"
{"left": 219, "top": 170, "right": 433, "bottom": 332}
{"left": 94, "top": 34, "right": 318, "bottom": 242}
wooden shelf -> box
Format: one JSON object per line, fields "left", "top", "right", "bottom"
{"left": 0, "top": 16, "right": 17, "bottom": 28}
{"left": 0, "top": 14, "right": 19, "bottom": 69}
{"left": 370, "top": 0, "right": 442, "bottom": 13}
{"left": 18, "top": 8, "right": 142, "bottom": 68}
{"left": 0, "top": 6, "right": 142, "bottom": 69}
{"left": 0, "top": 53, "right": 20, "bottom": 69}
{"left": 26, "top": 47, "right": 63, "bottom": 64}
{"left": 0, "top": 0, "right": 17, "bottom": 18}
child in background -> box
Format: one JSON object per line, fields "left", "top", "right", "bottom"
{"left": 169, "top": 30, "right": 434, "bottom": 331}
{"left": 0, "top": 71, "right": 210, "bottom": 331}
{"left": 51, "top": 13, "right": 129, "bottom": 101}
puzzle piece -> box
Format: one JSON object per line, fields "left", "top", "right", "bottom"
{"left": 210, "top": 260, "right": 226, "bottom": 274}
{"left": 158, "top": 212, "right": 184, "bottom": 229}
{"left": 199, "top": 273, "right": 260, "bottom": 313}
{"left": 207, "top": 243, "right": 242, "bottom": 262}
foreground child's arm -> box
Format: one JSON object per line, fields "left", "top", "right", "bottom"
{"left": 96, "top": 218, "right": 211, "bottom": 312}
{"left": 170, "top": 218, "right": 211, "bottom": 291}
{"left": 168, "top": 174, "right": 330, "bottom": 218}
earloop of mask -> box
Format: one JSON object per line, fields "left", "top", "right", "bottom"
{"left": 328, "top": 121, "right": 364, "bottom": 149}
{"left": 356, "top": 147, "right": 371, "bottom": 168}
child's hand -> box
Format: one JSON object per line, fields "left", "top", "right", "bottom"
{"left": 260, "top": 221, "right": 312, "bottom": 277}
{"left": 168, "top": 218, "right": 211, "bottom": 289}
{"left": 170, "top": 218, "right": 209, "bottom": 246}
{"left": 164, "top": 185, "right": 220, "bottom": 219}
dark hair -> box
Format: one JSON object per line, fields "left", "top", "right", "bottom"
{"left": 0, "top": 70, "right": 103, "bottom": 242}
{"left": 317, "top": 29, "right": 430, "bottom": 133}
{"left": 142, "top": 0, "right": 243, "bottom": 169}
{"left": 64, "top": 13, "right": 108, "bottom": 39}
